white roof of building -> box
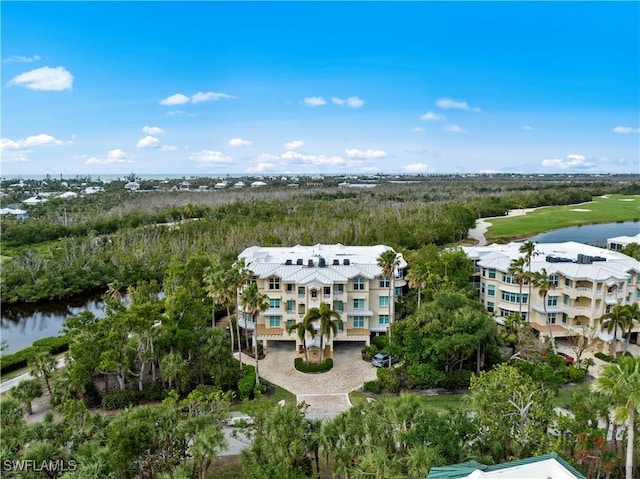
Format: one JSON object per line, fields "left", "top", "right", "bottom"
{"left": 57, "top": 191, "right": 78, "bottom": 199}
{"left": 608, "top": 233, "right": 640, "bottom": 246}
{"left": 0, "top": 208, "right": 27, "bottom": 215}
{"left": 464, "top": 457, "right": 580, "bottom": 479}
{"left": 239, "top": 244, "right": 407, "bottom": 283}
{"left": 463, "top": 241, "right": 640, "bottom": 282}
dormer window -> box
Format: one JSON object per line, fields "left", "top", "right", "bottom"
{"left": 268, "top": 277, "right": 280, "bottom": 290}
{"left": 354, "top": 277, "right": 365, "bottom": 291}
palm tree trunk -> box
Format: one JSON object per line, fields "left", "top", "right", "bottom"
{"left": 623, "top": 325, "right": 632, "bottom": 355}
{"left": 612, "top": 328, "right": 618, "bottom": 358}
{"left": 625, "top": 408, "right": 635, "bottom": 479}
{"left": 318, "top": 335, "right": 324, "bottom": 365}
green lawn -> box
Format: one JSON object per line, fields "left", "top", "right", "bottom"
{"left": 486, "top": 194, "right": 640, "bottom": 241}
{"left": 554, "top": 382, "right": 591, "bottom": 409}
{"left": 349, "top": 390, "right": 469, "bottom": 411}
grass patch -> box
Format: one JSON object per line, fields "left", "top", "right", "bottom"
{"left": 554, "top": 381, "right": 591, "bottom": 409}
{"left": 267, "top": 383, "right": 296, "bottom": 405}
{"left": 349, "top": 390, "right": 373, "bottom": 406}
{"left": 486, "top": 194, "right": 640, "bottom": 241}
{"left": 349, "top": 390, "right": 469, "bottom": 411}
{"left": 208, "top": 456, "right": 243, "bottom": 479}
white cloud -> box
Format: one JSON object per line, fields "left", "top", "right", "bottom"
{"left": 142, "top": 126, "right": 166, "bottom": 135}
{"left": 228, "top": 137, "right": 253, "bottom": 147}
{"left": 303, "top": 96, "right": 327, "bottom": 107}
{"left": 435, "top": 98, "right": 480, "bottom": 112}
{"left": 1, "top": 133, "right": 71, "bottom": 152}
{"left": 346, "top": 96, "right": 364, "bottom": 108}
{"left": 160, "top": 94, "right": 190, "bottom": 106}
{"left": 85, "top": 149, "right": 134, "bottom": 165}
{"left": 8, "top": 66, "right": 73, "bottom": 91}
{"left": 257, "top": 153, "right": 280, "bottom": 162}
{"left": 246, "top": 162, "right": 277, "bottom": 173}
{"left": 612, "top": 126, "right": 640, "bottom": 134}
{"left": 167, "top": 110, "right": 186, "bottom": 116}
{"left": 522, "top": 125, "right": 534, "bottom": 131}
{"left": 443, "top": 124, "right": 467, "bottom": 133}
{"left": 284, "top": 140, "right": 304, "bottom": 150}
{"left": 191, "top": 91, "right": 234, "bottom": 103}
{"left": 541, "top": 154, "right": 595, "bottom": 170}
{"left": 188, "top": 150, "right": 234, "bottom": 166}
{"left": 420, "top": 111, "right": 446, "bottom": 121}
{"left": 161, "top": 145, "right": 177, "bottom": 151}
{"left": 403, "top": 163, "right": 433, "bottom": 173}
{"left": 344, "top": 148, "right": 387, "bottom": 159}
{"left": 411, "top": 127, "right": 425, "bottom": 133}
{"left": 2, "top": 55, "right": 41, "bottom": 63}
{"left": 136, "top": 136, "right": 160, "bottom": 149}
{"left": 331, "top": 97, "right": 345, "bottom": 105}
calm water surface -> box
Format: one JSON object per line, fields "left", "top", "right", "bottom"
{"left": 529, "top": 221, "right": 639, "bottom": 246}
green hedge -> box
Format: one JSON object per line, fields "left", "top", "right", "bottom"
{"left": 294, "top": 358, "right": 333, "bottom": 373}
{"left": 101, "top": 389, "right": 138, "bottom": 410}
{"left": 0, "top": 336, "right": 69, "bottom": 376}
{"left": 363, "top": 380, "right": 382, "bottom": 394}
{"left": 377, "top": 367, "right": 401, "bottom": 393}
{"left": 238, "top": 365, "right": 256, "bottom": 399}
{"left": 361, "top": 345, "right": 378, "bottom": 361}
{"left": 594, "top": 352, "right": 614, "bottom": 362}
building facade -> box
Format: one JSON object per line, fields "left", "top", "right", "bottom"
{"left": 237, "top": 244, "right": 407, "bottom": 352}
{"left": 463, "top": 242, "right": 640, "bottom": 350}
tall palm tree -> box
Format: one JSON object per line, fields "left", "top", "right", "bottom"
{"left": 204, "top": 261, "right": 237, "bottom": 364}
{"left": 239, "top": 282, "right": 269, "bottom": 385}
{"left": 623, "top": 302, "right": 639, "bottom": 355}
{"left": 600, "top": 304, "right": 632, "bottom": 358}
{"left": 406, "top": 261, "right": 429, "bottom": 308}
{"left": 519, "top": 241, "right": 538, "bottom": 321}
{"left": 304, "top": 302, "right": 340, "bottom": 364}
{"left": 233, "top": 259, "right": 254, "bottom": 352}
{"left": 533, "top": 268, "right": 557, "bottom": 353}
{"left": 287, "top": 318, "right": 315, "bottom": 365}
{"left": 29, "top": 350, "right": 57, "bottom": 394}
{"left": 508, "top": 257, "right": 526, "bottom": 316}
{"left": 591, "top": 356, "right": 640, "bottom": 479}
{"left": 378, "top": 249, "right": 401, "bottom": 342}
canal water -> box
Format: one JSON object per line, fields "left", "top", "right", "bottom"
{"left": 1, "top": 221, "right": 638, "bottom": 354}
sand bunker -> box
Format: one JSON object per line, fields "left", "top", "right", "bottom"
{"left": 571, "top": 208, "right": 591, "bottom": 212}
{"left": 618, "top": 199, "right": 635, "bottom": 201}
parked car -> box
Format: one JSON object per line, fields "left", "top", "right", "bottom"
{"left": 556, "top": 352, "right": 575, "bottom": 365}
{"left": 371, "top": 353, "right": 398, "bottom": 368}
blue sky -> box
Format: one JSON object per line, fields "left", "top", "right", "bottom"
{"left": 1, "top": 1, "right": 639, "bottom": 176}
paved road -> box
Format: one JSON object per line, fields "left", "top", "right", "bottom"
{"left": 0, "top": 357, "right": 66, "bottom": 394}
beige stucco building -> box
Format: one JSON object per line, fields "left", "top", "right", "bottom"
{"left": 237, "top": 244, "right": 407, "bottom": 352}
{"left": 463, "top": 242, "right": 640, "bottom": 351}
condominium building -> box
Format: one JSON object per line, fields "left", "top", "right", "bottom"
{"left": 237, "top": 244, "right": 407, "bottom": 353}
{"left": 607, "top": 233, "right": 640, "bottom": 251}
{"left": 463, "top": 242, "right": 640, "bottom": 350}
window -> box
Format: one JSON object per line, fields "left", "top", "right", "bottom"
{"left": 286, "top": 300, "right": 295, "bottom": 312}
{"left": 379, "top": 314, "right": 389, "bottom": 325}
{"left": 311, "top": 289, "right": 318, "bottom": 299}
{"left": 395, "top": 287, "right": 402, "bottom": 296}
{"left": 503, "top": 274, "right": 515, "bottom": 284}
{"left": 268, "top": 315, "right": 281, "bottom": 328}
{"left": 565, "top": 278, "right": 572, "bottom": 287}
{"left": 335, "top": 300, "right": 344, "bottom": 312}
{"left": 481, "top": 282, "right": 485, "bottom": 294}
{"left": 501, "top": 291, "right": 527, "bottom": 303}
{"left": 563, "top": 294, "right": 569, "bottom": 305}
{"left": 561, "top": 314, "right": 568, "bottom": 325}
{"left": 353, "top": 298, "right": 365, "bottom": 309}
{"left": 547, "top": 296, "right": 557, "bottom": 307}
{"left": 286, "top": 319, "right": 294, "bottom": 331}
{"left": 353, "top": 277, "right": 365, "bottom": 290}
{"left": 550, "top": 275, "right": 559, "bottom": 287}
{"left": 353, "top": 316, "right": 365, "bottom": 328}
{"left": 379, "top": 278, "right": 390, "bottom": 288}
{"left": 487, "top": 301, "right": 495, "bottom": 313}
{"left": 637, "top": 287, "right": 640, "bottom": 299}
{"left": 338, "top": 320, "right": 344, "bottom": 332}
{"left": 324, "top": 286, "right": 331, "bottom": 296}
{"left": 243, "top": 312, "right": 254, "bottom": 323}
{"left": 286, "top": 283, "right": 295, "bottom": 293}
{"left": 488, "top": 269, "right": 496, "bottom": 279}
{"left": 487, "top": 285, "right": 495, "bottom": 297}
{"left": 546, "top": 313, "right": 556, "bottom": 325}
{"left": 298, "top": 287, "right": 305, "bottom": 297}
{"left": 335, "top": 284, "right": 344, "bottom": 294}
{"left": 268, "top": 277, "right": 280, "bottom": 290}
{"left": 269, "top": 298, "right": 280, "bottom": 309}
{"left": 482, "top": 268, "right": 486, "bottom": 277}
{"left": 379, "top": 295, "right": 389, "bottom": 307}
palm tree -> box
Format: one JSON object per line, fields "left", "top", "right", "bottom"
{"left": 600, "top": 305, "right": 632, "bottom": 358}
{"left": 623, "top": 303, "right": 639, "bottom": 355}
{"left": 304, "top": 302, "right": 340, "bottom": 364}
{"left": 508, "top": 257, "right": 526, "bottom": 316}
{"left": 287, "top": 318, "right": 315, "bottom": 365}
{"left": 204, "top": 262, "right": 240, "bottom": 366}
{"left": 406, "top": 261, "right": 429, "bottom": 308}
{"left": 591, "top": 356, "right": 640, "bottom": 479}
{"left": 29, "top": 350, "right": 57, "bottom": 394}
{"left": 519, "top": 241, "right": 538, "bottom": 321}
{"left": 239, "top": 282, "right": 269, "bottom": 385}
{"left": 378, "top": 249, "right": 401, "bottom": 343}
{"left": 533, "top": 268, "right": 557, "bottom": 353}
{"left": 233, "top": 259, "right": 254, "bottom": 352}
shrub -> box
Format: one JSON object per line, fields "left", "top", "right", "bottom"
{"left": 361, "top": 345, "right": 378, "bottom": 361}
{"left": 1, "top": 336, "right": 69, "bottom": 376}
{"left": 139, "top": 381, "right": 166, "bottom": 401}
{"left": 566, "top": 366, "right": 587, "bottom": 384}
{"left": 101, "top": 389, "right": 138, "bottom": 410}
{"left": 371, "top": 336, "right": 389, "bottom": 351}
{"left": 238, "top": 365, "right": 256, "bottom": 400}
{"left": 31, "top": 336, "right": 69, "bottom": 355}
{"left": 441, "top": 370, "right": 473, "bottom": 390}
{"left": 594, "top": 352, "right": 613, "bottom": 362}
{"left": 294, "top": 357, "right": 333, "bottom": 373}
{"left": 377, "top": 367, "right": 401, "bottom": 393}
{"left": 363, "top": 380, "right": 382, "bottom": 394}
{"left": 406, "top": 363, "right": 445, "bottom": 390}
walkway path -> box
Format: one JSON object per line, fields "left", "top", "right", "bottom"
{"left": 467, "top": 207, "right": 539, "bottom": 245}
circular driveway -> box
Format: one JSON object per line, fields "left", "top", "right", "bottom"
{"left": 242, "top": 342, "right": 378, "bottom": 415}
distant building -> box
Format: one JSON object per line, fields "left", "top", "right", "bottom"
{"left": 427, "top": 452, "right": 586, "bottom": 479}
{"left": 463, "top": 242, "right": 640, "bottom": 352}
{"left": 233, "top": 181, "right": 245, "bottom": 188}
{"left": 124, "top": 181, "right": 140, "bottom": 191}
{"left": 0, "top": 208, "right": 29, "bottom": 219}
{"left": 214, "top": 182, "right": 228, "bottom": 189}
{"left": 607, "top": 233, "right": 640, "bottom": 251}
{"left": 84, "top": 186, "right": 104, "bottom": 194}
{"left": 237, "top": 244, "right": 407, "bottom": 354}
{"left": 251, "top": 181, "right": 267, "bottom": 188}
{"left": 57, "top": 191, "right": 78, "bottom": 199}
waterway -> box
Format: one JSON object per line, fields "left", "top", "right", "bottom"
{"left": 1, "top": 221, "right": 638, "bottom": 354}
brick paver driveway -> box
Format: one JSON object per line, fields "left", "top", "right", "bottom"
{"left": 242, "top": 342, "right": 378, "bottom": 416}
